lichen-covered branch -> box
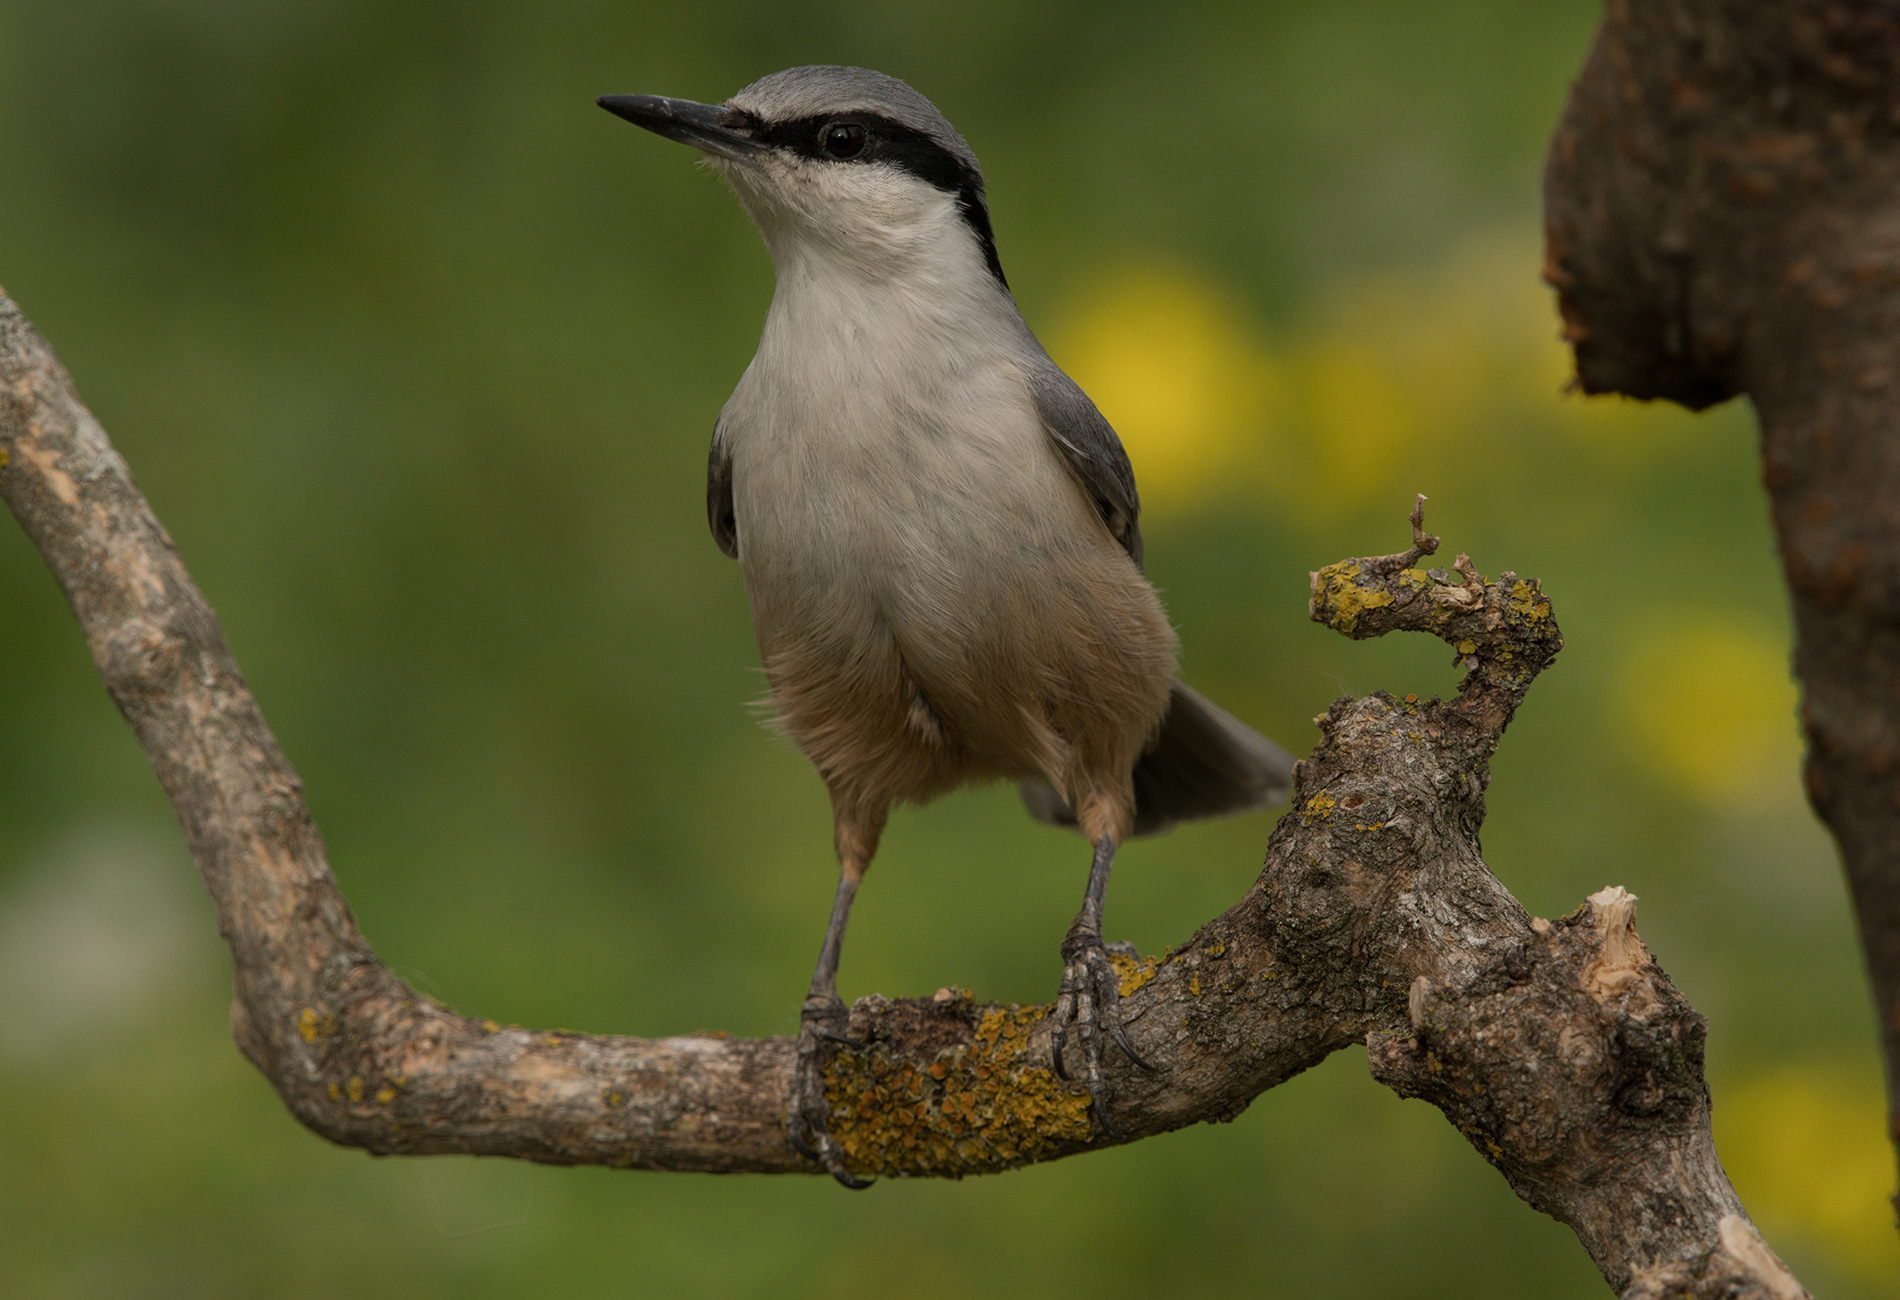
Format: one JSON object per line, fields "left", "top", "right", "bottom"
{"left": 1308, "top": 493, "right": 1564, "bottom": 744}
{"left": 1303, "top": 522, "right": 1803, "bottom": 1298}
{"left": 1545, "top": 0, "right": 1900, "bottom": 1222}
{"left": 0, "top": 290, "right": 1802, "bottom": 1295}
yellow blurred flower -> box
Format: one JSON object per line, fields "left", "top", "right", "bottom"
{"left": 1043, "top": 233, "right": 1715, "bottom": 522}
{"left": 1300, "top": 333, "right": 1418, "bottom": 509}
{"left": 1045, "top": 262, "right": 1277, "bottom": 512}
{"left": 1281, "top": 233, "right": 1579, "bottom": 517}
{"left": 1613, "top": 615, "right": 1799, "bottom": 803}
{"left": 1716, "top": 1062, "right": 1900, "bottom": 1280}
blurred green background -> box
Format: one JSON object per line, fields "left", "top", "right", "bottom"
{"left": 2, "top": 1, "right": 1892, "bottom": 1296}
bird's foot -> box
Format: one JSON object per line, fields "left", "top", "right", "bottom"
{"left": 1049, "top": 926, "right": 1156, "bottom": 1128}
{"left": 785, "top": 993, "right": 873, "bottom": 1189}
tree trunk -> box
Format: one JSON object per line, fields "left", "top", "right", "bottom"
{"left": 1544, "top": 0, "right": 1900, "bottom": 1220}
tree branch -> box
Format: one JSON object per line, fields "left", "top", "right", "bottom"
{"left": 0, "top": 296, "right": 1804, "bottom": 1295}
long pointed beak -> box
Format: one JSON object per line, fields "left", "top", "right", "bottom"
{"left": 596, "top": 94, "right": 763, "bottom": 164}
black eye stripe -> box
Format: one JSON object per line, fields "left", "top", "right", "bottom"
{"left": 747, "top": 111, "right": 1009, "bottom": 290}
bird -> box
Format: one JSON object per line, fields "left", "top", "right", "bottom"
{"left": 597, "top": 66, "right": 1294, "bottom": 1187}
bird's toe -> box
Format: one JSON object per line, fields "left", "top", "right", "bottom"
{"left": 1050, "top": 931, "right": 1156, "bottom": 1128}
{"left": 786, "top": 996, "right": 873, "bottom": 1190}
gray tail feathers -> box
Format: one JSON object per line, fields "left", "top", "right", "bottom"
{"left": 1019, "top": 681, "right": 1297, "bottom": 838}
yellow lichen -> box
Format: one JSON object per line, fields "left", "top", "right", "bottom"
{"left": 825, "top": 1003, "right": 1093, "bottom": 1179}
{"left": 1509, "top": 579, "right": 1548, "bottom": 621}
{"left": 1110, "top": 951, "right": 1162, "bottom": 998}
{"left": 296, "top": 1006, "right": 337, "bottom": 1043}
{"left": 1304, "top": 791, "right": 1337, "bottom": 821}
{"left": 1312, "top": 561, "right": 1396, "bottom": 636}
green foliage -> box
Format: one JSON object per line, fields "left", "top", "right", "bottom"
{"left": 1, "top": 1, "right": 1891, "bottom": 1295}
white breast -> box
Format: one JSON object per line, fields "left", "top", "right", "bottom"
{"left": 719, "top": 236, "right": 1106, "bottom": 669}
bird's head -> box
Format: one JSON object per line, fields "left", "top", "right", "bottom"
{"left": 599, "top": 66, "right": 1008, "bottom": 290}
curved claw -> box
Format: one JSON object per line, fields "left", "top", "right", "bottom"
{"left": 1107, "top": 1009, "right": 1158, "bottom": 1073}
{"left": 786, "top": 996, "right": 874, "bottom": 1190}
{"left": 785, "top": 1119, "right": 871, "bottom": 1188}
{"left": 1049, "top": 931, "right": 1157, "bottom": 1116}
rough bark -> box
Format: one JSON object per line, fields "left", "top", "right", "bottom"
{"left": 1545, "top": 0, "right": 1900, "bottom": 1219}
{"left": 0, "top": 310, "right": 1804, "bottom": 1297}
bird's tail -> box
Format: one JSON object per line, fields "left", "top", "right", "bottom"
{"left": 1019, "top": 680, "right": 1296, "bottom": 837}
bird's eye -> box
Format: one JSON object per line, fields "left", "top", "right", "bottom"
{"left": 821, "top": 122, "right": 866, "bottom": 159}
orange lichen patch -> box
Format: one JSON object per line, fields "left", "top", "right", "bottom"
{"left": 1508, "top": 579, "right": 1551, "bottom": 623}
{"left": 1111, "top": 951, "right": 1163, "bottom": 998}
{"left": 825, "top": 1004, "right": 1093, "bottom": 1178}
{"left": 1309, "top": 562, "right": 1394, "bottom": 635}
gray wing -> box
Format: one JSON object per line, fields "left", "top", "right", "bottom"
{"left": 707, "top": 421, "right": 738, "bottom": 559}
{"left": 1026, "top": 358, "right": 1144, "bottom": 569}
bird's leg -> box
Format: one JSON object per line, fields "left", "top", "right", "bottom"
{"left": 786, "top": 811, "right": 881, "bottom": 1189}
{"left": 1050, "top": 833, "right": 1156, "bottom": 1123}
